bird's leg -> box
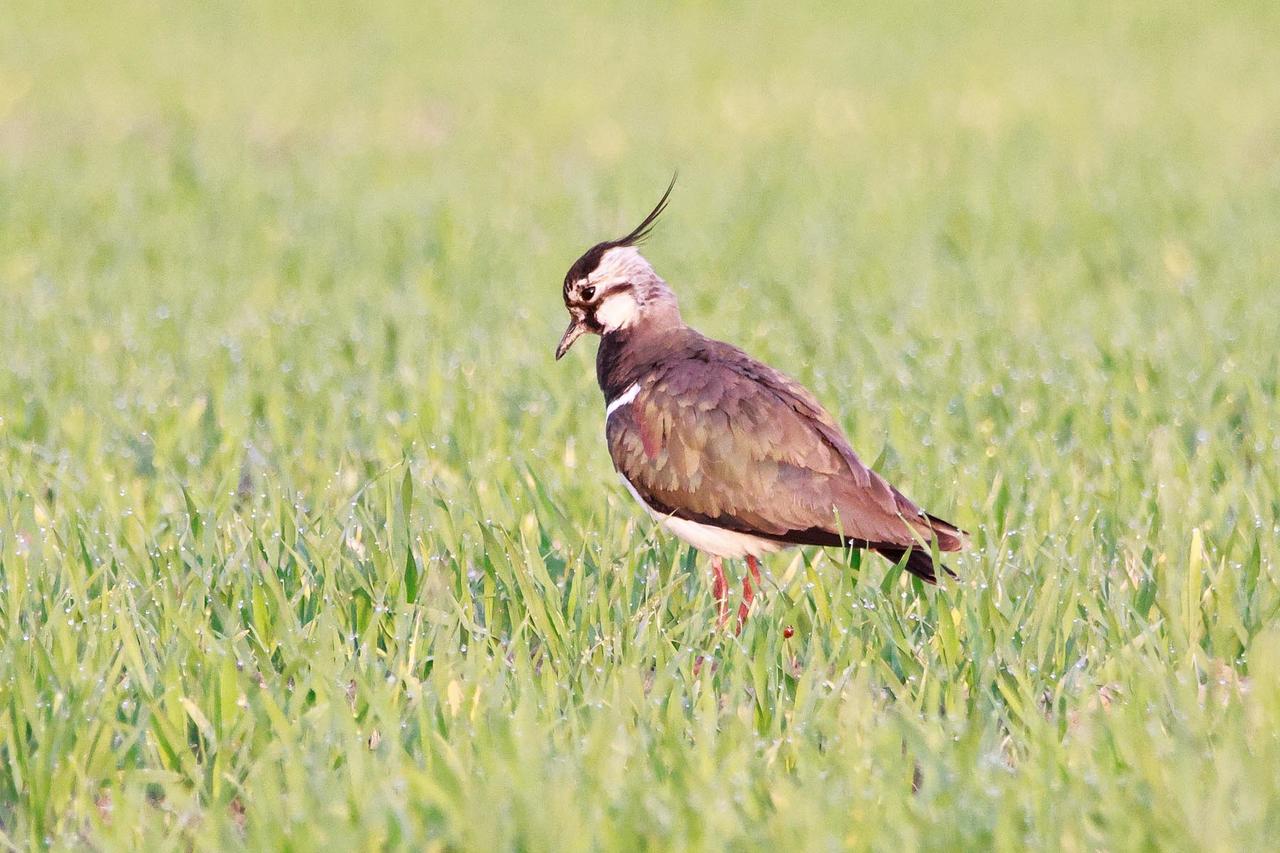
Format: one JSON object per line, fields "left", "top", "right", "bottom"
{"left": 736, "top": 576, "right": 753, "bottom": 632}
{"left": 710, "top": 556, "right": 729, "bottom": 627}
{"left": 736, "top": 555, "right": 763, "bottom": 633}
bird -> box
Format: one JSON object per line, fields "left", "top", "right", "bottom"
{"left": 556, "top": 177, "right": 967, "bottom": 628}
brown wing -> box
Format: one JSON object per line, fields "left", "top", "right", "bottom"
{"left": 606, "top": 349, "right": 956, "bottom": 553}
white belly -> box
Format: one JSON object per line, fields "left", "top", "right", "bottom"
{"left": 656, "top": 513, "right": 787, "bottom": 559}
{"left": 617, "top": 474, "right": 786, "bottom": 559}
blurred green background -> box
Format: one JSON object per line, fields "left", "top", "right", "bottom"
{"left": 2, "top": 1, "right": 1279, "bottom": 849}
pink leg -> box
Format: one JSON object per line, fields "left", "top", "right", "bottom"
{"left": 736, "top": 555, "right": 763, "bottom": 633}
{"left": 710, "top": 556, "right": 729, "bottom": 627}
{"left": 736, "top": 576, "right": 753, "bottom": 632}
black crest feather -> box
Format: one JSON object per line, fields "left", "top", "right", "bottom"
{"left": 615, "top": 171, "right": 677, "bottom": 248}
{"left": 565, "top": 172, "right": 678, "bottom": 287}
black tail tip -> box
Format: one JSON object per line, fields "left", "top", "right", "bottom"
{"left": 876, "top": 546, "right": 957, "bottom": 584}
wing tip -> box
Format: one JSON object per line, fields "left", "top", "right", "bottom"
{"left": 875, "top": 545, "right": 957, "bottom": 584}
{"left": 922, "top": 512, "right": 969, "bottom": 552}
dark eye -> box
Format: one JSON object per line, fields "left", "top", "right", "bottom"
{"left": 581, "top": 285, "right": 596, "bottom": 301}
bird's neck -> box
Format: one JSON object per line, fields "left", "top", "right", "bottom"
{"left": 596, "top": 316, "right": 692, "bottom": 401}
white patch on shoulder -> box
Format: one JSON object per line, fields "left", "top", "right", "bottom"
{"left": 605, "top": 382, "right": 641, "bottom": 419}
{"left": 594, "top": 290, "right": 639, "bottom": 331}
{"left": 616, "top": 473, "right": 788, "bottom": 559}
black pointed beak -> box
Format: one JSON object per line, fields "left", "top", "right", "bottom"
{"left": 555, "top": 317, "right": 587, "bottom": 360}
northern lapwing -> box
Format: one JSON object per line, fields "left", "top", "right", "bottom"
{"left": 556, "top": 178, "right": 967, "bottom": 627}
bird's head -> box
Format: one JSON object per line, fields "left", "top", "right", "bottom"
{"left": 556, "top": 176, "right": 682, "bottom": 360}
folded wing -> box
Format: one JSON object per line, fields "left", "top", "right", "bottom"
{"left": 606, "top": 348, "right": 965, "bottom": 578}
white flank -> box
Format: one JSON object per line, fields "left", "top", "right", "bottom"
{"left": 604, "top": 382, "right": 641, "bottom": 419}
{"left": 617, "top": 473, "right": 786, "bottom": 559}
{"left": 659, "top": 514, "right": 786, "bottom": 559}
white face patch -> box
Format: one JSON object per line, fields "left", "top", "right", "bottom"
{"left": 594, "top": 290, "right": 639, "bottom": 331}
{"left": 575, "top": 245, "right": 674, "bottom": 332}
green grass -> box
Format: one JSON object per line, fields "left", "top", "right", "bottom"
{"left": 2, "top": 0, "right": 1280, "bottom": 848}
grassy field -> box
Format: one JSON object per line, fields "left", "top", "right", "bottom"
{"left": 2, "top": 1, "right": 1280, "bottom": 848}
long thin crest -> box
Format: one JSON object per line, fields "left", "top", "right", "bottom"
{"left": 564, "top": 172, "right": 679, "bottom": 287}
{"left": 615, "top": 171, "right": 678, "bottom": 247}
